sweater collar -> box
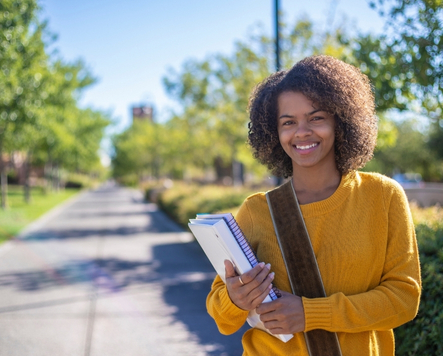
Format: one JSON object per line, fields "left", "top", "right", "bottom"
{"left": 298, "top": 171, "right": 357, "bottom": 217}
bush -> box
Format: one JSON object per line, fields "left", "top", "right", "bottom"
{"left": 116, "top": 174, "right": 139, "bottom": 187}
{"left": 65, "top": 181, "right": 83, "bottom": 188}
{"left": 152, "top": 182, "right": 258, "bottom": 227}
{"left": 64, "top": 172, "right": 101, "bottom": 189}
{"left": 394, "top": 205, "right": 443, "bottom": 355}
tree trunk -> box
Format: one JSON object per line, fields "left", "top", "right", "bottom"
{"left": 51, "top": 164, "right": 55, "bottom": 190}
{"left": 24, "top": 151, "right": 31, "bottom": 204}
{"left": 44, "top": 161, "right": 51, "bottom": 194}
{"left": 0, "top": 147, "right": 7, "bottom": 209}
{"left": 213, "top": 156, "right": 233, "bottom": 184}
{"left": 232, "top": 160, "right": 244, "bottom": 186}
{"left": 1, "top": 164, "right": 7, "bottom": 209}
{"left": 53, "top": 164, "right": 59, "bottom": 191}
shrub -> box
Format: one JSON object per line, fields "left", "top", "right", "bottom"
{"left": 116, "top": 174, "right": 139, "bottom": 187}
{"left": 409, "top": 202, "right": 443, "bottom": 230}
{"left": 64, "top": 172, "right": 101, "bottom": 189}
{"left": 394, "top": 205, "right": 443, "bottom": 355}
{"left": 152, "top": 182, "right": 259, "bottom": 227}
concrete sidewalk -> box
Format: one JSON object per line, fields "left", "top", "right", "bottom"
{"left": 0, "top": 183, "right": 246, "bottom": 356}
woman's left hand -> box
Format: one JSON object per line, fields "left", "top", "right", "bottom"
{"left": 256, "top": 290, "right": 305, "bottom": 334}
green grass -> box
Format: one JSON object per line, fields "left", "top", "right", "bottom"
{"left": 0, "top": 186, "right": 80, "bottom": 244}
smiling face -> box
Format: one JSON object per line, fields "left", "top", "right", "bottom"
{"left": 277, "top": 91, "right": 337, "bottom": 173}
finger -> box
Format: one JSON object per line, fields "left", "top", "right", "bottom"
{"left": 254, "top": 263, "right": 273, "bottom": 285}
{"left": 259, "top": 306, "right": 280, "bottom": 323}
{"left": 256, "top": 291, "right": 279, "bottom": 315}
{"left": 247, "top": 271, "right": 275, "bottom": 301}
{"left": 250, "top": 282, "right": 275, "bottom": 309}
{"left": 224, "top": 260, "right": 237, "bottom": 278}
{"left": 240, "top": 262, "right": 267, "bottom": 284}
{"left": 266, "top": 326, "right": 287, "bottom": 335}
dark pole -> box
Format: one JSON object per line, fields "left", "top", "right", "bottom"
{"left": 275, "top": 0, "right": 281, "bottom": 72}
{"left": 274, "top": 0, "right": 284, "bottom": 186}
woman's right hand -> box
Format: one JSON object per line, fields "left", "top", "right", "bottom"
{"left": 224, "top": 260, "right": 275, "bottom": 311}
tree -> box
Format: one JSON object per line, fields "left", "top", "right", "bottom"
{"left": 427, "top": 118, "right": 443, "bottom": 172}
{"left": 15, "top": 56, "right": 106, "bottom": 198}
{"left": 1, "top": 1, "right": 110, "bottom": 205}
{"left": 0, "top": 0, "right": 48, "bottom": 208}
{"left": 112, "top": 120, "right": 160, "bottom": 181}
{"left": 339, "top": 1, "right": 443, "bottom": 179}
{"left": 342, "top": 34, "right": 415, "bottom": 112}
{"left": 369, "top": 0, "right": 443, "bottom": 112}
{"left": 366, "top": 118, "right": 441, "bottom": 180}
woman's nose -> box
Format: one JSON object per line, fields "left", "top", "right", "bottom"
{"left": 294, "top": 121, "right": 312, "bottom": 137}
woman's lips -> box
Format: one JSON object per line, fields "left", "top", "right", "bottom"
{"left": 293, "top": 142, "right": 319, "bottom": 154}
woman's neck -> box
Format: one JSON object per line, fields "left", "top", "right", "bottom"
{"left": 291, "top": 165, "right": 341, "bottom": 205}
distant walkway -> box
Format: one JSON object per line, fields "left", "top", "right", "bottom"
{"left": 404, "top": 183, "right": 443, "bottom": 207}
{"left": 0, "top": 183, "right": 246, "bottom": 356}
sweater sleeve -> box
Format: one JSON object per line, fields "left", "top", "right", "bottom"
{"left": 206, "top": 275, "right": 249, "bottom": 334}
{"left": 303, "top": 183, "right": 421, "bottom": 333}
{"left": 205, "top": 200, "right": 252, "bottom": 334}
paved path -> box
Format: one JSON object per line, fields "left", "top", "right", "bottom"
{"left": 0, "top": 183, "right": 247, "bottom": 356}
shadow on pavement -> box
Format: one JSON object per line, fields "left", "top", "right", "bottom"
{"left": 0, "top": 257, "right": 155, "bottom": 292}
{"left": 152, "top": 241, "right": 248, "bottom": 356}
{"left": 0, "top": 241, "right": 248, "bottom": 355}
{"left": 20, "top": 211, "right": 183, "bottom": 241}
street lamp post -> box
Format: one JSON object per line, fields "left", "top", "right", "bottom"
{"left": 275, "top": 0, "right": 281, "bottom": 72}
{"left": 274, "top": 0, "right": 284, "bottom": 185}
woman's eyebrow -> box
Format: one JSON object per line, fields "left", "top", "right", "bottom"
{"left": 278, "top": 114, "right": 294, "bottom": 120}
{"left": 278, "top": 109, "right": 323, "bottom": 120}
{"left": 306, "top": 109, "right": 322, "bottom": 116}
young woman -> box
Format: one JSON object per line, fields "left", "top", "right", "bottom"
{"left": 206, "top": 55, "right": 421, "bottom": 356}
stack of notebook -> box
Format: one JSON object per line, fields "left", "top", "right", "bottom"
{"left": 188, "top": 213, "right": 293, "bottom": 343}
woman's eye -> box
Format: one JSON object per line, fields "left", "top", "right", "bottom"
{"left": 311, "top": 116, "right": 324, "bottom": 121}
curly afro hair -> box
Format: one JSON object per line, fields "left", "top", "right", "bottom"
{"left": 248, "top": 55, "right": 378, "bottom": 178}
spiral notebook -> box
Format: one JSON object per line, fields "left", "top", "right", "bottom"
{"left": 188, "top": 213, "right": 293, "bottom": 343}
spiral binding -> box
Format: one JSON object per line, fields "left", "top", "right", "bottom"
{"left": 221, "top": 214, "right": 279, "bottom": 301}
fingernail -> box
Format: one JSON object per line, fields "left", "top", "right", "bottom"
{"left": 258, "top": 262, "right": 265, "bottom": 268}
{"left": 269, "top": 272, "right": 275, "bottom": 279}
{"left": 265, "top": 263, "right": 271, "bottom": 270}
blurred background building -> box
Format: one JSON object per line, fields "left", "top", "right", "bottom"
{"left": 132, "top": 106, "right": 154, "bottom": 123}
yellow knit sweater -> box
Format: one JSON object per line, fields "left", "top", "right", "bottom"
{"left": 207, "top": 171, "right": 421, "bottom": 356}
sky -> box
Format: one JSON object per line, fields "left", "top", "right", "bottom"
{"left": 38, "top": 0, "right": 385, "bottom": 161}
